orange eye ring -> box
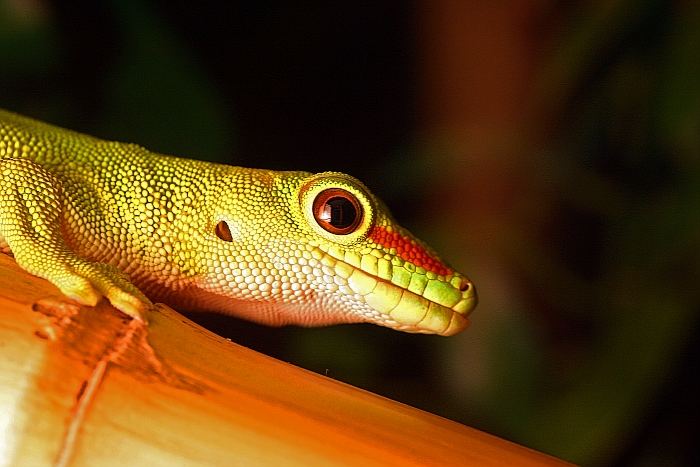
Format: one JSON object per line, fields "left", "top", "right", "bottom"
{"left": 312, "top": 188, "right": 363, "bottom": 235}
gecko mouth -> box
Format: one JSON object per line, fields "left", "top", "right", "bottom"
{"left": 361, "top": 274, "right": 477, "bottom": 336}
{"left": 321, "top": 249, "right": 477, "bottom": 336}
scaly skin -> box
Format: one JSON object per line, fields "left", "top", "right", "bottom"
{"left": 0, "top": 108, "right": 476, "bottom": 335}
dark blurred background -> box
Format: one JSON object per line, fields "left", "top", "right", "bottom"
{"left": 2, "top": 1, "right": 698, "bottom": 465}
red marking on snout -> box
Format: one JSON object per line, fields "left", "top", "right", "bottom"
{"left": 369, "top": 226, "right": 452, "bottom": 276}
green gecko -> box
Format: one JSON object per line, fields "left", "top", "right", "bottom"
{"left": 0, "top": 108, "right": 476, "bottom": 335}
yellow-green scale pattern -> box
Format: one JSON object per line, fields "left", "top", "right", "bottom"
{"left": 0, "top": 108, "right": 476, "bottom": 335}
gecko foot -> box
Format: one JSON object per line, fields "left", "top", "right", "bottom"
{"left": 58, "top": 261, "right": 152, "bottom": 322}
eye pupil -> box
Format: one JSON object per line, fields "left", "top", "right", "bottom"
{"left": 321, "top": 197, "right": 357, "bottom": 229}
{"left": 313, "top": 189, "right": 363, "bottom": 235}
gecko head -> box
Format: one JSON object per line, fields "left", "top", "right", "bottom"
{"left": 198, "top": 170, "right": 477, "bottom": 336}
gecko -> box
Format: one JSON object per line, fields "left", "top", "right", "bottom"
{"left": 0, "top": 108, "right": 476, "bottom": 335}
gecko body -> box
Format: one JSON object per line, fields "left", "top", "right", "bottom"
{"left": 0, "top": 109, "right": 476, "bottom": 335}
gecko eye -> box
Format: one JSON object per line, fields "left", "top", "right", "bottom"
{"left": 312, "top": 188, "right": 363, "bottom": 235}
{"left": 300, "top": 173, "right": 375, "bottom": 245}
{"left": 215, "top": 220, "right": 233, "bottom": 242}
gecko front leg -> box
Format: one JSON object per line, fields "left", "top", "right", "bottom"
{"left": 0, "top": 158, "right": 150, "bottom": 320}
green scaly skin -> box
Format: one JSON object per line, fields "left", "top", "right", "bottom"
{"left": 0, "top": 108, "right": 476, "bottom": 335}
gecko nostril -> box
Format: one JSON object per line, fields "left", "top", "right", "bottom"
{"left": 458, "top": 279, "right": 471, "bottom": 292}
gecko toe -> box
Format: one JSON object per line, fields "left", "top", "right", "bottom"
{"left": 108, "top": 291, "right": 150, "bottom": 322}
{"left": 55, "top": 276, "right": 102, "bottom": 307}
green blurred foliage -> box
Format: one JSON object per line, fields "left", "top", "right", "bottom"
{"left": 1, "top": 1, "right": 698, "bottom": 465}
{"left": 100, "top": 0, "right": 233, "bottom": 159}
{"left": 523, "top": 2, "right": 700, "bottom": 464}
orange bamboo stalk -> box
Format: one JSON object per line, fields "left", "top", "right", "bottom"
{"left": 0, "top": 254, "right": 571, "bottom": 466}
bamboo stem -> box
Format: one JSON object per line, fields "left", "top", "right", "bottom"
{"left": 0, "top": 254, "right": 571, "bottom": 466}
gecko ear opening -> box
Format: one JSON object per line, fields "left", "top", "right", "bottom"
{"left": 215, "top": 220, "right": 233, "bottom": 242}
